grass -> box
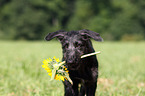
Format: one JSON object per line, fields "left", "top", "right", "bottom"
{"left": 0, "top": 40, "right": 145, "bottom": 96}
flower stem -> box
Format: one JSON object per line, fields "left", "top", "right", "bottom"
{"left": 59, "top": 61, "right": 66, "bottom": 66}
{"left": 65, "top": 73, "right": 73, "bottom": 85}
{"left": 81, "top": 51, "right": 101, "bottom": 58}
{"left": 50, "top": 69, "right": 57, "bottom": 81}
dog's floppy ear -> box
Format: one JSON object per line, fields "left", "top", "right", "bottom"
{"left": 79, "top": 29, "right": 103, "bottom": 41}
{"left": 45, "top": 30, "right": 66, "bottom": 41}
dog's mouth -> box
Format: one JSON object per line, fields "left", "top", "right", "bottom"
{"left": 64, "top": 55, "right": 82, "bottom": 70}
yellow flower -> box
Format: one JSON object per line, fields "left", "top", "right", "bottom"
{"left": 42, "top": 59, "right": 52, "bottom": 73}
{"left": 55, "top": 75, "right": 65, "bottom": 81}
{"left": 42, "top": 64, "right": 47, "bottom": 69}
{"left": 43, "top": 59, "right": 48, "bottom": 65}
{"left": 60, "top": 76, "right": 65, "bottom": 81}
{"left": 48, "top": 72, "right": 52, "bottom": 77}
{"left": 64, "top": 66, "right": 69, "bottom": 73}
{"left": 55, "top": 75, "right": 59, "bottom": 80}
{"left": 53, "top": 64, "right": 59, "bottom": 69}
{"left": 49, "top": 58, "right": 52, "bottom": 62}
{"left": 42, "top": 57, "right": 72, "bottom": 83}
{"left": 46, "top": 68, "right": 52, "bottom": 73}
{"left": 53, "top": 56, "right": 60, "bottom": 62}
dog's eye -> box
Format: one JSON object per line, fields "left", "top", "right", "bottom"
{"left": 74, "top": 42, "right": 81, "bottom": 48}
{"left": 64, "top": 43, "right": 69, "bottom": 48}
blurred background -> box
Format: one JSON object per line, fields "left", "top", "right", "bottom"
{"left": 0, "top": 0, "right": 145, "bottom": 96}
{"left": 0, "top": 0, "right": 145, "bottom": 41}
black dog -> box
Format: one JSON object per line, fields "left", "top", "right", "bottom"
{"left": 45, "top": 29, "right": 103, "bottom": 96}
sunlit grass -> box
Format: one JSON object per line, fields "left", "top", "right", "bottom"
{"left": 0, "top": 41, "right": 144, "bottom": 96}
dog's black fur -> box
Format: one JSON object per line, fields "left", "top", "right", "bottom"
{"left": 45, "top": 29, "right": 103, "bottom": 96}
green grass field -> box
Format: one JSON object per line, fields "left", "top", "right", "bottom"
{"left": 0, "top": 41, "right": 145, "bottom": 96}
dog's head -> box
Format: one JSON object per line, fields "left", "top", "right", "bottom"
{"left": 45, "top": 29, "right": 103, "bottom": 69}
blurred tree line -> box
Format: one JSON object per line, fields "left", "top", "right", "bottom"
{"left": 0, "top": 0, "right": 145, "bottom": 40}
